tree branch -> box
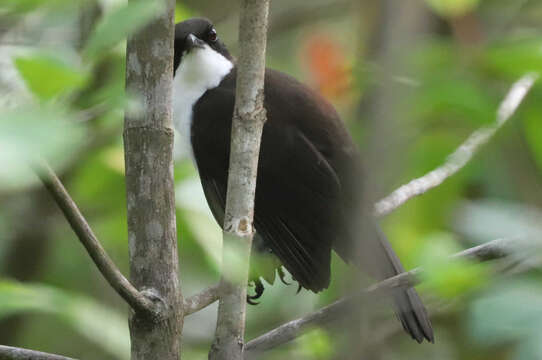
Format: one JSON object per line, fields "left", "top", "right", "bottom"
{"left": 33, "top": 161, "right": 156, "bottom": 316}
{"left": 0, "top": 345, "right": 76, "bottom": 360}
{"left": 209, "top": 1, "right": 270, "bottom": 359}
{"left": 244, "top": 237, "right": 519, "bottom": 354}
{"left": 123, "top": 0, "right": 182, "bottom": 359}
{"left": 374, "top": 73, "right": 538, "bottom": 217}
{"left": 183, "top": 283, "right": 221, "bottom": 316}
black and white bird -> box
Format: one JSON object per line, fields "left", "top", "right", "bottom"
{"left": 172, "top": 18, "right": 434, "bottom": 343}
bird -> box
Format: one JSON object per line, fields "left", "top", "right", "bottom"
{"left": 172, "top": 17, "right": 434, "bottom": 343}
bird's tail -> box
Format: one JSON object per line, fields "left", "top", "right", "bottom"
{"left": 335, "top": 221, "right": 434, "bottom": 343}
{"left": 378, "top": 231, "right": 434, "bottom": 343}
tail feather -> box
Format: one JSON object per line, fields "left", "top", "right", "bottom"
{"left": 335, "top": 220, "right": 434, "bottom": 343}
{"left": 394, "top": 288, "right": 434, "bottom": 343}
{"left": 376, "top": 227, "right": 434, "bottom": 343}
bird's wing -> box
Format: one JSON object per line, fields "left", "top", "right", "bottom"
{"left": 192, "top": 78, "right": 342, "bottom": 291}
{"left": 252, "top": 126, "right": 342, "bottom": 292}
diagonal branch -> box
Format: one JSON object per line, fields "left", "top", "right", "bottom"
{"left": 183, "top": 283, "right": 221, "bottom": 316}
{"left": 0, "top": 345, "right": 76, "bottom": 360}
{"left": 374, "top": 73, "right": 538, "bottom": 217}
{"left": 33, "top": 161, "right": 156, "bottom": 316}
{"left": 244, "top": 237, "right": 519, "bottom": 355}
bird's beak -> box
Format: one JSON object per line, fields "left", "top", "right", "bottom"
{"left": 185, "top": 33, "right": 205, "bottom": 52}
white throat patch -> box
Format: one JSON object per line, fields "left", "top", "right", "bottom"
{"left": 172, "top": 44, "right": 233, "bottom": 160}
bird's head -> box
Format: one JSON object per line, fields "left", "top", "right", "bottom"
{"left": 173, "top": 18, "right": 233, "bottom": 77}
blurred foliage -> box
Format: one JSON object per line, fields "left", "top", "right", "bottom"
{"left": 0, "top": 279, "right": 129, "bottom": 359}
{"left": 15, "top": 52, "right": 89, "bottom": 100}
{"left": 1, "top": 0, "right": 542, "bottom": 359}
{"left": 469, "top": 279, "right": 542, "bottom": 360}
{"left": 425, "top": 0, "right": 480, "bottom": 17}
{"left": 0, "top": 105, "right": 85, "bottom": 189}
{"left": 417, "top": 232, "right": 490, "bottom": 299}
{"left": 83, "top": 0, "right": 165, "bottom": 59}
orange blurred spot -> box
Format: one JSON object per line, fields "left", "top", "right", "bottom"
{"left": 303, "top": 34, "right": 351, "bottom": 101}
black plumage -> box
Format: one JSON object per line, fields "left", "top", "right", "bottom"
{"left": 174, "top": 18, "right": 434, "bottom": 343}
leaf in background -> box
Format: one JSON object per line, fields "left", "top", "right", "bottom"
{"left": 453, "top": 200, "right": 542, "bottom": 244}
{"left": 0, "top": 105, "right": 85, "bottom": 190}
{"left": 485, "top": 39, "right": 542, "bottom": 78}
{"left": 469, "top": 279, "right": 542, "bottom": 360}
{"left": 1, "top": 0, "right": 44, "bottom": 13}
{"left": 0, "top": 0, "right": 74, "bottom": 13}
{"left": 0, "top": 279, "right": 129, "bottom": 360}
{"left": 298, "top": 328, "right": 334, "bottom": 360}
{"left": 425, "top": 0, "right": 480, "bottom": 17}
{"left": 412, "top": 73, "right": 496, "bottom": 127}
{"left": 84, "top": 0, "right": 164, "bottom": 59}
{"left": 417, "top": 232, "right": 489, "bottom": 298}
{"left": 15, "top": 53, "right": 88, "bottom": 100}
{"left": 174, "top": 2, "right": 192, "bottom": 23}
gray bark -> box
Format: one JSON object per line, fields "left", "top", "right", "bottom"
{"left": 183, "top": 283, "right": 221, "bottom": 316}
{"left": 209, "top": 1, "right": 270, "bottom": 359}
{"left": 123, "top": 1, "right": 182, "bottom": 359}
{"left": 0, "top": 345, "right": 75, "bottom": 360}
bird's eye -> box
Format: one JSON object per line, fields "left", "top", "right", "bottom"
{"left": 208, "top": 28, "right": 217, "bottom": 42}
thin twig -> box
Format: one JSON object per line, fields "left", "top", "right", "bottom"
{"left": 244, "top": 237, "right": 517, "bottom": 354}
{"left": 183, "top": 283, "right": 221, "bottom": 316}
{"left": 374, "top": 73, "right": 538, "bottom": 217}
{"left": 0, "top": 345, "right": 76, "bottom": 360}
{"left": 33, "top": 161, "right": 156, "bottom": 316}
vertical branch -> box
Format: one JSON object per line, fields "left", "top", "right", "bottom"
{"left": 209, "top": 1, "right": 270, "bottom": 359}
{"left": 123, "top": 1, "right": 182, "bottom": 359}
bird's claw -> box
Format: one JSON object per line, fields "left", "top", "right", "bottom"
{"left": 278, "top": 267, "right": 290, "bottom": 285}
{"left": 247, "top": 279, "right": 265, "bottom": 305}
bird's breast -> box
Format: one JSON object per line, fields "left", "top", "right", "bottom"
{"left": 172, "top": 46, "right": 234, "bottom": 161}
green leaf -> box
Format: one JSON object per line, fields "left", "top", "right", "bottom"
{"left": 174, "top": 3, "right": 192, "bottom": 23}
{"left": 84, "top": 0, "right": 165, "bottom": 59}
{"left": 15, "top": 53, "right": 88, "bottom": 100}
{"left": 0, "top": 105, "right": 85, "bottom": 190}
{"left": 0, "top": 0, "right": 74, "bottom": 13}
{"left": 0, "top": 279, "right": 129, "bottom": 360}
{"left": 298, "top": 328, "right": 334, "bottom": 360}
{"left": 485, "top": 39, "right": 542, "bottom": 78}
{"left": 417, "top": 233, "right": 489, "bottom": 298}
{"left": 1, "top": 0, "right": 43, "bottom": 13}
{"left": 412, "top": 72, "right": 497, "bottom": 127}
{"left": 425, "top": 0, "right": 480, "bottom": 17}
